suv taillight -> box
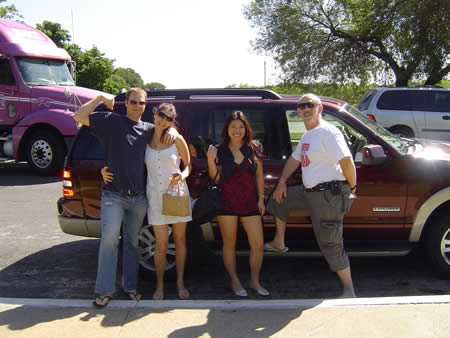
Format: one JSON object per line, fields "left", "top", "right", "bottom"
{"left": 366, "top": 114, "right": 376, "bottom": 122}
{"left": 62, "top": 169, "right": 74, "bottom": 197}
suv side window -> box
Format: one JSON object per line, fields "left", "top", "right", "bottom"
{"left": 410, "top": 91, "right": 450, "bottom": 112}
{"left": 377, "top": 90, "right": 411, "bottom": 110}
{"left": 188, "top": 103, "right": 291, "bottom": 160}
{"left": 287, "top": 109, "right": 368, "bottom": 162}
{"left": 70, "top": 127, "right": 103, "bottom": 160}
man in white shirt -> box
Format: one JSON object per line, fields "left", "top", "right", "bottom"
{"left": 266, "top": 93, "right": 357, "bottom": 298}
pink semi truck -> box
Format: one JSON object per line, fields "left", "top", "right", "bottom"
{"left": 0, "top": 18, "right": 105, "bottom": 175}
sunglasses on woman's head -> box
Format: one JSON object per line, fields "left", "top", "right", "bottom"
{"left": 158, "top": 111, "right": 174, "bottom": 122}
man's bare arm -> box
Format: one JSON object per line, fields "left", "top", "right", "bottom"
{"left": 73, "top": 95, "right": 114, "bottom": 127}
{"left": 339, "top": 156, "right": 357, "bottom": 192}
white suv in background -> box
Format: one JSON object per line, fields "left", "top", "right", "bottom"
{"left": 357, "top": 87, "right": 450, "bottom": 141}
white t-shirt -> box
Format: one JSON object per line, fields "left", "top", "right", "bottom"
{"left": 291, "top": 120, "right": 352, "bottom": 188}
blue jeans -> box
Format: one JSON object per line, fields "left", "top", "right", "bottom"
{"left": 95, "top": 190, "right": 147, "bottom": 295}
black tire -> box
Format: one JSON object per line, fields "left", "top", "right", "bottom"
{"left": 26, "top": 131, "right": 65, "bottom": 176}
{"left": 389, "top": 126, "right": 415, "bottom": 138}
{"left": 425, "top": 215, "right": 450, "bottom": 279}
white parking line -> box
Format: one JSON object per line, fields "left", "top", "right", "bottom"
{"left": 1, "top": 295, "right": 449, "bottom": 309}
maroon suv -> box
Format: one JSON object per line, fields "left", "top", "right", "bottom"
{"left": 57, "top": 88, "right": 450, "bottom": 278}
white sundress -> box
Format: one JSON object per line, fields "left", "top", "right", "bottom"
{"left": 145, "top": 143, "right": 192, "bottom": 225}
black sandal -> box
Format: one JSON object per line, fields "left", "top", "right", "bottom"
{"left": 93, "top": 295, "right": 111, "bottom": 308}
{"left": 123, "top": 289, "right": 142, "bottom": 301}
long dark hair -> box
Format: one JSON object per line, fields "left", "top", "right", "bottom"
{"left": 153, "top": 103, "right": 178, "bottom": 141}
{"left": 221, "top": 111, "right": 253, "bottom": 146}
{"left": 220, "top": 110, "right": 263, "bottom": 160}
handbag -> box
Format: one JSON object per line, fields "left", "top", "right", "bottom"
{"left": 192, "top": 171, "right": 223, "bottom": 224}
{"left": 162, "top": 182, "right": 190, "bottom": 217}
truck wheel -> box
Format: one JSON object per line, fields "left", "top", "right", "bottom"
{"left": 138, "top": 223, "right": 177, "bottom": 280}
{"left": 26, "top": 131, "right": 65, "bottom": 176}
{"left": 425, "top": 215, "right": 450, "bottom": 279}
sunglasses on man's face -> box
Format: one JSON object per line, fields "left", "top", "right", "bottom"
{"left": 158, "top": 111, "right": 174, "bottom": 122}
{"left": 297, "top": 102, "right": 318, "bottom": 109}
{"left": 129, "top": 99, "right": 146, "bottom": 106}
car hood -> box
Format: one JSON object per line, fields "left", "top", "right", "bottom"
{"left": 411, "top": 138, "right": 450, "bottom": 161}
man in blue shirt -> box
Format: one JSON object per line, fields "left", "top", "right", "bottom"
{"left": 74, "top": 88, "right": 177, "bottom": 307}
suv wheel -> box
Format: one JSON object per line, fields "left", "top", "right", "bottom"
{"left": 425, "top": 215, "right": 450, "bottom": 279}
{"left": 138, "top": 224, "right": 177, "bottom": 277}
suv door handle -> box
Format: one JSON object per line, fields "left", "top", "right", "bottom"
{"left": 442, "top": 116, "right": 450, "bottom": 120}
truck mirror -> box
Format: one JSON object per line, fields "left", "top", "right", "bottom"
{"left": 362, "top": 144, "right": 386, "bottom": 165}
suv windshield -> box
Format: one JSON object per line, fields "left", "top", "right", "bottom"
{"left": 16, "top": 57, "right": 75, "bottom": 86}
{"left": 344, "top": 104, "right": 410, "bottom": 154}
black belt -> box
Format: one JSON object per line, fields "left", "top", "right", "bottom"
{"left": 104, "top": 187, "right": 142, "bottom": 196}
{"left": 305, "top": 180, "right": 347, "bottom": 192}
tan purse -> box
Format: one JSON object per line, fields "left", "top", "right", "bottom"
{"left": 162, "top": 182, "right": 190, "bottom": 217}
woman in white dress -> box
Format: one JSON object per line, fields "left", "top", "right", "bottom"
{"left": 102, "top": 103, "right": 192, "bottom": 300}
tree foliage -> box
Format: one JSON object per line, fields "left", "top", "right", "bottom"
{"left": 245, "top": 0, "right": 450, "bottom": 86}
{"left": 144, "top": 82, "right": 166, "bottom": 90}
{"left": 33, "top": 19, "right": 164, "bottom": 93}
{"left": 36, "top": 21, "right": 71, "bottom": 48}
{"left": 0, "top": 0, "right": 22, "bottom": 20}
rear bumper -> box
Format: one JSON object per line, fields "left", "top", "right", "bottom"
{"left": 58, "top": 215, "right": 101, "bottom": 238}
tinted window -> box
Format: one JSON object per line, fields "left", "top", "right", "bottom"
{"left": 187, "top": 103, "right": 291, "bottom": 160}
{"left": 410, "top": 90, "right": 450, "bottom": 112}
{"left": 377, "top": 91, "right": 411, "bottom": 110}
{"left": 0, "top": 59, "right": 15, "bottom": 85}
{"left": 70, "top": 127, "right": 103, "bottom": 160}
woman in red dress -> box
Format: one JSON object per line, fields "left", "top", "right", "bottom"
{"left": 207, "top": 111, "right": 269, "bottom": 297}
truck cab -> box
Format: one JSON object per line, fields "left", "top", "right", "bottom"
{"left": 0, "top": 18, "right": 105, "bottom": 175}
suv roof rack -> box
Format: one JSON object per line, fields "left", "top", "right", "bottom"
{"left": 146, "top": 88, "right": 282, "bottom": 100}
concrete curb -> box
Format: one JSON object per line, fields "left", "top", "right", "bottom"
{"left": 1, "top": 295, "right": 449, "bottom": 309}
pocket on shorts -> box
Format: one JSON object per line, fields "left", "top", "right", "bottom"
{"left": 319, "top": 220, "right": 342, "bottom": 245}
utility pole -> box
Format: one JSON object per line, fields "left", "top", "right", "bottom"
{"left": 264, "top": 61, "right": 267, "bottom": 87}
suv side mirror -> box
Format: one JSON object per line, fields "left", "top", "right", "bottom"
{"left": 362, "top": 145, "right": 386, "bottom": 165}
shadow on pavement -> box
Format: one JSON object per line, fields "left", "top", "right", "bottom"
{"left": 0, "top": 163, "right": 60, "bottom": 186}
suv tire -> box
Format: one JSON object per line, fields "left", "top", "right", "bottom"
{"left": 425, "top": 214, "right": 450, "bottom": 279}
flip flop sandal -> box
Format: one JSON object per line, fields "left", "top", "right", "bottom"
{"left": 123, "top": 289, "right": 142, "bottom": 301}
{"left": 264, "top": 242, "right": 289, "bottom": 252}
{"left": 93, "top": 295, "right": 111, "bottom": 308}
{"left": 177, "top": 288, "right": 190, "bottom": 300}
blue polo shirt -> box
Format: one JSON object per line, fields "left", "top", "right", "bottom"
{"left": 89, "top": 111, "right": 154, "bottom": 193}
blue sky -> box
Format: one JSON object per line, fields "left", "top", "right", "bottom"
{"left": 11, "top": 0, "right": 279, "bottom": 89}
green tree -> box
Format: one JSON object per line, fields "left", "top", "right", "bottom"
{"left": 75, "top": 46, "right": 115, "bottom": 91}
{"left": 245, "top": 0, "right": 450, "bottom": 86}
{"left": 144, "top": 82, "right": 166, "bottom": 90}
{"left": 36, "top": 20, "right": 71, "bottom": 48}
{"left": 0, "top": 0, "right": 22, "bottom": 20}
{"left": 114, "top": 68, "right": 144, "bottom": 88}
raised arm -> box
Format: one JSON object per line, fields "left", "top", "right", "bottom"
{"left": 73, "top": 95, "right": 114, "bottom": 126}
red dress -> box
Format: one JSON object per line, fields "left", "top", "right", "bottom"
{"left": 221, "top": 159, "right": 258, "bottom": 215}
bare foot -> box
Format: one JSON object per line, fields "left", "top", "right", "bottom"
{"left": 152, "top": 289, "right": 164, "bottom": 300}
{"left": 177, "top": 288, "right": 190, "bottom": 299}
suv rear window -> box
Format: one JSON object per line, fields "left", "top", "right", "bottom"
{"left": 376, "top": 90, "right": 411, "bottom": 110}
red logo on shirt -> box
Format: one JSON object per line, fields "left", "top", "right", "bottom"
{"left": 300, "top": 143, "right": 310, "bottom": 167}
